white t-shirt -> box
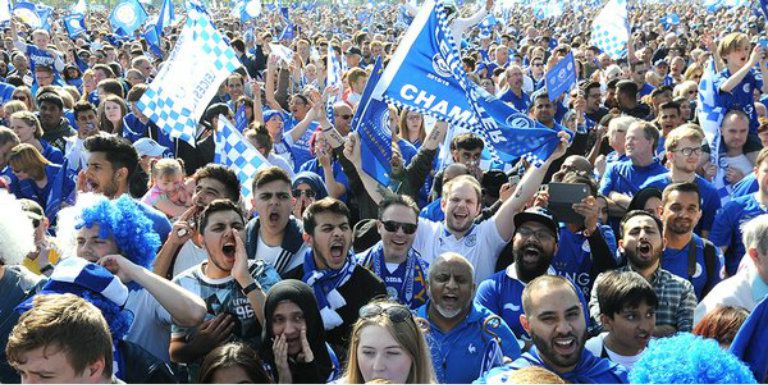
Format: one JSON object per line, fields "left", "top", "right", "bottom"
{"left": 585, "top": 332, "right": 643, "bottom": 370}
{"left": 172, "top": 240, "right": 208, "bottom": 278}
{"left": 124, "top": 289, "right": 173, "bottom": 362}
{"left": 412, "top": 218, "right": 506, "bottom": 282}
{"left": 253, "top": 231, "right": 308, "bottom": 274}
{"left": 725, "top": 154, "right": 754, "bottom": 176}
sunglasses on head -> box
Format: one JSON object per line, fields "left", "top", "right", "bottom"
{"left": 292, "top": 189, "right": 316, "bottom": 198}
{"left": 381, "top": 220, "right": 417, "bottom": 234}
{"left": 359, "top": 303, "right": 413, "bottom": 323}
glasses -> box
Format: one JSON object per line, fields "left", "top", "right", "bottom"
{"left": 516, "top": 227, "right": 556, "bottom": 241}
{"left": 359, "top": 303, "right": 413, "bottom": 323}
{"left": 292, "top": 189, "right": 316, "bottom": 198}
{"left": 13, "top": 95, "right": 25, "bottom": 100}
{"left": 532, "top": 63, "right": 544, "bottom": 67}
{"left": 673, "top": 147, "right": 702, "bottom": 157}
{"left": 337, "top": 114, "right": 353, "bottom": 120}
{"left": 381, "top": 220, "right": 417, "bottom": 234}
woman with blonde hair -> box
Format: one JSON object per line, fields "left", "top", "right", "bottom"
{"left": 397, "top": 109, "right": 426, "bottom": 148}
{"left": 11, "top": 86, "right": 35, "bottom": 112}
{"left": 341, "top": 301, "right": 435, "bottom": 384}
{"left": 8, "top": 143, "right": 72, "bottom": 213}
{"left": 9, "top": 111, "right": 64, "bottom": 164}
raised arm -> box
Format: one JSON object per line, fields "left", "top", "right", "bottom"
{"left": 494, "top": 132, "right": 569, "bottom": 241}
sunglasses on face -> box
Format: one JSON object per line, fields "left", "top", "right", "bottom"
{"left": 359, "top": 303, "right": 413, "bottom": 323}
{"left": 381, "top": 220, "right": 417, "bottom": 234}
{"left": 13, "top": 95, "right": 25, "bottom": 100}
{"left": 292, "top": 189, "right": 316, "bottom": 198}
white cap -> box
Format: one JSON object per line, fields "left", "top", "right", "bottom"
{"left": 133, "top": 137, "right": 168, "bottom": 157}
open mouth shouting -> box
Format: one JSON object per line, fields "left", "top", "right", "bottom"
{"left": 552, "top": 334, "right": 579, "bottom": 356}
{"left": 328, "top": 239, "right": 346, "bottom": 264}
{"left": 267, "top": 209, "right": 282, "bottom": 225}
{"left": 521, "top": 244, "right": 544, "bottom": 267}
{"left": 636, "top": 240, "right": 654, "bottom": 260}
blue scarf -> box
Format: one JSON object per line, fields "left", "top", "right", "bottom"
{"left": 301, "top": 250, "right": 356, "bottom": 330}
{"left": 362, "top": 242, "right": 429, "bottom": 309}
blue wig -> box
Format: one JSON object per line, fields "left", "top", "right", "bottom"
{"left": 629, "top": 333, "right": 756, "bottom": 384}
{"left": 76, "top": 195, "right": 161, "bottom": 270}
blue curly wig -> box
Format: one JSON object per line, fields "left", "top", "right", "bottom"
{"left": 76, "top": 195, "right": 161, "bottom": 270}
{"left": 629, "top": 333, "right": 756, "bottom": 384}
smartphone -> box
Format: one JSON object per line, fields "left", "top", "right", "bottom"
{"left": 548, "top": 183, "right": 590, "bottom": 224}
{"left": 508, "top": 174, "right": 521, "bottom": 186}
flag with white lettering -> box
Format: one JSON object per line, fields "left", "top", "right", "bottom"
{"left": 352, "top": 57, "right": 392, "bottom": 187}
{"left": 545, "top": 51, "right": 577, "bottom": 102}
{"left": 137, "top": 7, "right": 240, "bottom": 146}
{"left": 373, "top": 0, "right": 567, "bottom": 166}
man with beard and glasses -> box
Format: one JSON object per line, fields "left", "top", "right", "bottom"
{"left": 417, "top": 252, "right": 520, "bottom": 384}
{"left": 475, "top": 207, "right": 559, "bottom": 339}
{"left": 356, "top": 194, "right": 430, "bottom": 310}
{"left": 590, "top": 210, "right": 696, "bottom": 337}
{"left": 245, "top": 166, "right": 309, "bottom": 276}
{"left": 477, "top": 275, "right": 628, "bottom": 384}
{"left": 659, "top": 183, "right": 723, "bottom": 300}
{"left": 282, "top": 197, "right": 386, "bottom": 357}
{"left": 169, "top": 200, "right": 280, "bottom": 379}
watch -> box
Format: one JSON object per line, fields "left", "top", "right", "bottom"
{"left": 241, "top": 281, "right": 261, "bottom": 296}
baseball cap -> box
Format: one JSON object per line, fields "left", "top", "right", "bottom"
{"left": 346, "top": 46, "right": 362, "bottom": 56}
{"left": 514, "top": 207, "right": 559, "bottom": 240}
{"left": 133, "top": 138, "right": 168, "bottom": 157}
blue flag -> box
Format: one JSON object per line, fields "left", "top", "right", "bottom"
{"left": 374, "top": 0, "right": 567, "bottom": 166}
{"left": 143, "top": 25, "right": 163, "bottom": 57}
{"left": 279, "top": 22, "right": 295, "bottom": 41}
{"left": 590, "top": 0, "right": 628, "bottom": 60}
{"left": 155, "top": 0, "right": 175, "bottom": 36}
{"left": 13, "top": 2, "right": 42, "bottom": 28}
{"left": 545, "top": 51, "right": 577, "bottom": 102}
{"left": 109, "top": 0, "right": 148, "bottom": 35}
{"left": 240, "top": 0, "right": 261, "bottom": 21}
{"left": 45, "top": 159, "right": 76, "bottom": 225}
{"left": 64, "top": 13, "right": 87, "bottom": 38}
{"left": 35, "top": 4, "right": 52, "bottom": 30}
{"left": 729, "top": 296, "right": 768, "bottom": 382}
{"left": 697, "top": 59, "right": 726, "bottom": 199}
{"left": 760, "top": 0, "right": 768, "bottom": 21}
{"left": 215, "top": 116, "right": 270, "bottom": 200}
{"left": 234, "top": 103, "right": 248, "bottom": 132}
{"left": 352, "top": 57, "right": 392, "bottom": 187}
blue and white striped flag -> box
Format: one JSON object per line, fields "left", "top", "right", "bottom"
{"left": 374, "top": 0, "right": 568, "bottom": 166}
{"left": 73, "top": 0, "right": 87, "bottom": 14}
{"left": 64, "top": 13, "right": 87, "bottom": 38}
{"left": 215, "top": 116, "right": 271, "bottom": 200}
{"left": 109, "top": 0, "right": 148, "bottom": 35}
{"left": 155, "top": 0, "right": 175, "bottom": 36}
{"left": 590, "top": 0, "right": 628, "bottom": 60}
{"left": 137, "top": 7, "right": 240, "bottom": 146}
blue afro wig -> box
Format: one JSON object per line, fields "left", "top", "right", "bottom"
{"left": 629, "top": 333, "right": 756, "bottom": 384}
{"left": 76, "top": 195, "right": 160, "bottom": 270}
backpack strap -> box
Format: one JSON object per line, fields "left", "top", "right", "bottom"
{"left": 687, "top": 238, "right": 698, "bottom": 278}
{"left": 701, "top": 239, "right": 719, "bottom": 298}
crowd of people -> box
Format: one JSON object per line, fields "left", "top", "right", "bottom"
{"left": 2, "top": 0, "right": 768, "bottom": 383}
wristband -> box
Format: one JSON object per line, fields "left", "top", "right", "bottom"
{"left": 41, "top": 264, "right": 54, "bottom": 274}
{"left": 241, "top": 281, "right": 261, "bottom": 296}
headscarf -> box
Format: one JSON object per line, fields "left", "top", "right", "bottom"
{"left": 261, "top": 279, "right": 335, "bottom": 383}
{"left": 292, "top": 171, "right": 329, "bottom": 200}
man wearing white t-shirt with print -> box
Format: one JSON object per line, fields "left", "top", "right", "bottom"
{"left": 411, "top": 132, "right": 569, "bottom": 282}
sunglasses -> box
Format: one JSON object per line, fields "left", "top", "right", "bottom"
{"left": 13, "top": 95, "right": 26, "bottom": 100}
{"left": 359, "top": 303, "right": 413, "bottom": 323}
{"left": 292, "top": 189, "right": 316, "bottom": 198}
{"left": 381, "top": 220, "right": 417, "bottom": 234}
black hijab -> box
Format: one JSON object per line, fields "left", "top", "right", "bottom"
{"left": 261, "top": 279, "right": 334, "bottom": 383}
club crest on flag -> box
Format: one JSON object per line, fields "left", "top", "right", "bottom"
{"left": 114, "top": 2, "right": 138, "bottom": 25}
{"left": 13, "top": 2, "right": 41, "bottom": 28}
{"left": 432, "top": 53, "right": 452, "bottom": 78}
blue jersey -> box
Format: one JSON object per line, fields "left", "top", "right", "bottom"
{"left": 710, "top": 194, "right": 768, "bottom": 276}
{"left": 598, "top": 159, "right": 668, "bottom": 197}
{"left": 298, "top": 159, "right": 350, "bottom": 203}
{"left": 417, "top": 302, "right": 521, "bottom": 384}
{"left": 419, "top": 198, "right": 444, "bottom": 222}
{"left": 661, "top": 234, "right": 724, "bottom": 300}
{"left": 732, "top": 172, "right": 758, "bottom": 198}
{"left": 638, "top": 82, "right": 655, "bottom": 98}
{"left": 498, "top": 89, "right": 530, "bottom": 113}
{"left": 551, "top": 225, "right": 617, "bottom": 297}
{"left": 40, "top": 140, "right": 64, "bottom": 165}
{"left": 10, "top": 164, "right": 65, "bottom": 210}
{"left": 475, "top": 266, "right": 528, "bottom": 339}
{"left": 714, "top": 67, "right": 762, "bottom": 135}
{"left": 640, "top": 173, "right": 722, "bottom": 234}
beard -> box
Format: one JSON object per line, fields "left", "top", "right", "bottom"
{"left": 625, "top": 244, "right": 662, "bottom": 270}
{"left": 530, "top": 327, "right": 587, "bottom": 370}
{"left": 513, "top": 242, "right": 554, "bottom": 283}
{"left": 433, "top": 302, "right": 464, "bottom": 319}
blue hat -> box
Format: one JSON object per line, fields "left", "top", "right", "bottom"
{"left": 262, "top": 109, "right": 283, "bottom": 124}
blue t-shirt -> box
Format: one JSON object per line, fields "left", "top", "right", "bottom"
{"left": 710, "top": 194, "right": 768, "bottom": 276}
{"left": 714, "top": 67, "right": 763, "bottom": 134}
{"left": 640, "top": 173, "right": 722, "bottom": 234}
{"left": 598, "top": 159, "right": 668, "bottom": 197}
{"left": 661, "top": 234, "right": 724, "bottom": 300}
{"left": 10, "top": 164, "right": 66, "bottom": 211}
{"left": 417, "top": 302, "right": 521, "bottom": 384}
{"left": 499, "top": 89, "right": 531, "bottom": 113}
{"left": 638, "top": 82, "right": 655, "bottom": 98}
{"left": 298, "top": 159, "right": 350, "bottom": 203}
{"left": 419, "top": 198, "right": 444, "bottom": 222}
{"left": 40, "top": 140, "right": 64, "bottom": 165}
{"left": 732, "top": 172, "right": 758, "bottom": 198}
{"left": 475, "top": 266, "right": 529, "bottom": 339}
{"left": 551, "top": 224, "right": 618, "bottom": 298}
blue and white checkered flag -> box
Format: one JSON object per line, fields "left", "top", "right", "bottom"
{"left": 215, "top": 116, "right": 271, "bottom": 201}
{"left": 697, "top": 58, "right": 729, "bottom": 203}
{"left": 137, "top": 7, "right": 240, "bottom": 146}
{"left": 590, "top": 0, "right": 628, "bottom": 60}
